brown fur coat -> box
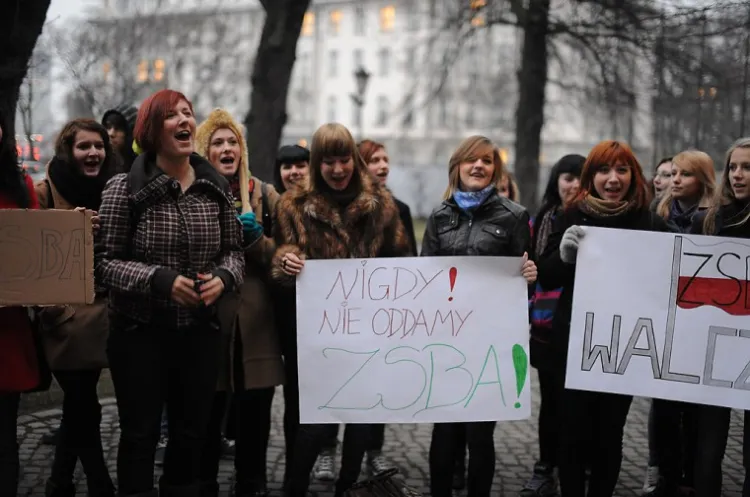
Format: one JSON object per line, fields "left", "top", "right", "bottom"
{"left": 272, "top": 182, "right": 411, "bottom": 285}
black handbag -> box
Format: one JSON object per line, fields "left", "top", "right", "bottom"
{"left": 343, "top": 469, "right": 423, "bottom": 497}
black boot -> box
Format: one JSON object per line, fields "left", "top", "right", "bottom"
{"left": 198, "top": 480, "right": 219, "bottom": 497}
{"left": 45, "top": 479, "right": 76, "bottom": 497}
{"left": 159, "top": 480, "right": 201, "bottom": 497}
{"left": 87, "top": 478, "right": 116, "bottom": 497}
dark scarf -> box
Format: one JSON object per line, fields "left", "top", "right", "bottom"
{"left": 534, "top": 206, "right": 559, "bottom": 259}
{"left": 47, "top": 156, "right": 109, "bottom": 210}
{"left": 319, "top": 174, "right": 360, "bottom": 211}
{"left": 578, "top": 195, "right": 635, "bottom": 219}
{"left": 669, "top": 200, "right": 698, "bottom": 232}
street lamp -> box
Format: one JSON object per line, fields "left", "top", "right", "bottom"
{"left": 351, "top": 66, "right": 371, "bottom": 141}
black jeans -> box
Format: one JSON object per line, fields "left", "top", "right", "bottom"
{"left": 234, "top": 387, "right": 276, "bottom": 492}
{"left": 647, "top": 398, "right": 698, "bottom": 489}
{"left": 321, "top": 424, "right": 385, "bottom": 454}
{"left": 278, "top": 303, "right": 300, "bottom": 483}
{"left": 558, "top": 389, "right": 632, "bottom": 497}
{"left": 197, "top": 392, "right": 229, "bottom": 496}
{"left": 537, "top": 369, "right": 564, "bottom": 467}
{"left": 693, "top": 405, "right": 750, "bottom": 497}
{"left": 0, "top": 393, "right": 20, "bottom": 497}
{"left": 50, "top": 370, "right": 113, "bottom": 492}
{"left": 286, "top": 423, "right": 371, "bottom": 497}
{"left": 430, "top": 421, "right": 497, "bottom": 497}
{"left": 108, "top": 317, "right": 221, "bottom": 496}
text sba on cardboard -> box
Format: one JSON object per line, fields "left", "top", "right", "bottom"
{"left": 0, "top": 209, "right": 95, "bottom": 306}
{"left": 566, "top": 227, "right": 750, "bottom": 410}
{"left": 296, "top": 256, "right": 531, "bottom": 424}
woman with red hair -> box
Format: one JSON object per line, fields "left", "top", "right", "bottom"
{"left": 95, "top": 89, "right": 244, "bottom": 497}
{"left": 537, "top": 140, "right": 670, "bottom": 497}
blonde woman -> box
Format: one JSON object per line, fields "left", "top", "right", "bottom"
{"left": 272, "top": 123, "right": 411, "bottom": 496}
{"left": 422, "top": 135, "right": 537, "bottom": 497}
{"left": 643, "top": 150, "right": 715, "bottom": 497}
{"left": 690, "top": 138, "right": 750, "bottom": 497}
{"left": 195, "top": 108, "right": 285, "bottom": 497}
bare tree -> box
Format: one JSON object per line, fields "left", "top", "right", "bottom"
{"left": 56, "top": 2, "right": 256, "bottom": 120}
{"left": 0, "top": 0, "right": 51, "bottom": 145}
{"left": 244, "top": 0, "right": 312, "bottom": 183}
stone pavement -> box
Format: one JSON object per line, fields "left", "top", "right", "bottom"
{"left": 15, "top": 373, "right": 747, "bottom": 496}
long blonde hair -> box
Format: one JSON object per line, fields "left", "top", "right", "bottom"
{"left": 656, "top": 150, "right": 716, "bottom": 219}
{"left": 309, "top": 123, "right": 370, "bottom": 193}
{"left": 703, "top": 137, "right": 750, "bottom": 234}
{"left": 443, "top": 136, "right": 504, "bottom": 200}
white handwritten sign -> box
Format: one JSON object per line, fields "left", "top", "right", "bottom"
{"left": 566, "top": 227, "right": 750, "bottom": 410}
{"left": 296, "top": 257, "right": 531, "bottom": 424}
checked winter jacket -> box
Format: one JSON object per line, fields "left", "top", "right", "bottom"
{"left": 95, "top": 153, "right": 245, "bottom": 329}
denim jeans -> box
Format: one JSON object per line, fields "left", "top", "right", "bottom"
{"left": 0, "top": 393, "right": 20, "bottom": 497}
{"left": 107, "top": 316, "right": 221, "bottom": 495}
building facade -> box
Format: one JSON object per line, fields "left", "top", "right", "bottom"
{"left": 86, "top": 0, "right": 653, "bottom": 213}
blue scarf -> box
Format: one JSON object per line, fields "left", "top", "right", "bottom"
{"left": 453, "top": 185, "right": 495, "bottom": 213}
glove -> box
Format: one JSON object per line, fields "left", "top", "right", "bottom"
{"left": 238, "top": 211, "right": 263, "bottom": 245}
{"left": 559, "top": 225, "right": 585, "bottom": 264}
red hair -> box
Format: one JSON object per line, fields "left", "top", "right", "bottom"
{"left": 573, "top": 140, "right": 651, "bottom": 209}
{"left": 358, "top": 139, "right": 385, "bottom": 164}
{"left": 133, "top": 89, "right": 193, "bottom": 154}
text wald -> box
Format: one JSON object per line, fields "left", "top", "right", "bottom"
{"left": 582, "top": 249, "right": 750, "bottom": 389}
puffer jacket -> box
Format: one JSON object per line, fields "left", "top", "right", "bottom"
{"left": 420, "top": 192, "right": 531, "bottom": 257}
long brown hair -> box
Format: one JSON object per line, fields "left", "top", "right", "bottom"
{"left": 702, "top": 137, "right": 750, "bottom": 234}
{"left": 54, "top": 118, "right": 116, "bottom": 174}
{"left": 656, "top": 150, "right": 716, "bottom": 219}
{"left": 444, "top": 136, "right": 504, "bottom": 200}
{"left": 573, "top": 140, "right": 650, "bottom": 210}
{"left": 358, "top": 139, "right": 386, "bottom": 164}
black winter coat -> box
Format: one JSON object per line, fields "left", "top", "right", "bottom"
{"left": 537, "top": 203, "right": 671, "bottom": 369}
{"left": 421, "top": 193, "right": 531, "bottom": 257}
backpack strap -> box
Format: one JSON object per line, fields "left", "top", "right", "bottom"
{"left": 260, "top": 182, "right": 272, "bottom": 237}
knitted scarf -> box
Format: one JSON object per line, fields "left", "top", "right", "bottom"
{"left": 578, "top": 195, "right": 634, "bottom": 219}
{"left": 534, "top": 206, "right": 559, "bottom": 259}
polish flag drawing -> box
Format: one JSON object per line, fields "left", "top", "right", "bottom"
{"left": 670, "top": 236, "right": 750, "bottom": 317}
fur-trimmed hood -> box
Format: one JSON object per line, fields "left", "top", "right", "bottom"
{"left": 196, "top": 108, "right": 250, "bottom": 211}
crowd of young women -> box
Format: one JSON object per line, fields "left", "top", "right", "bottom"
{"left": 1, "top": 86, "right": 749, "bottom": 497}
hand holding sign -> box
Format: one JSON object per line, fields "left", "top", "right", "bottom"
{"left": 521, "top": 252, "right": 537, "bottom": 283}
{"left": 74, "top": 207, "right": 100, "bottom": 231}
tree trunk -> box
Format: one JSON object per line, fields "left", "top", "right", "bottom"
{"left": 0, "top": 0, "right": 50, "bottom": 142}
{"left": 244, "top": 0, "right": 311, "bottom": 183}
{"left": 513, "top": 0, "right": 550, "bottom": 214}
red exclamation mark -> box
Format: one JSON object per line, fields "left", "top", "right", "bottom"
{"left": 448, "top": 267, "right": 457, "bottom": 301}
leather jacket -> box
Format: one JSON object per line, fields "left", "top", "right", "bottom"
{"left": 421, "top": 193, "right": 531, "bottom": 257}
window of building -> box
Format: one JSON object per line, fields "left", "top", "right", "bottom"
{"left": 404, "top": 47, "right": 416, "bottom": 72}
{"left": 329, "top": 9, "right": 342, "bottom": 34}
{"left": 377, "top": 96, "right": 389, "bottom": 126}
{"left": 380, "top": 5, "right": 395, "bottom": 32}
{"left": 406, "top": 1, "right": 420, "bottom": 31}
{"left": 328, "top": 95, "right": 337, "bottom": 122}
{"left": 137, "top": 60, "right": 148, "bottom": 82}
{"left": 470, "top": 0, "right": 486, "bottom": 8}
{"left": 471, "top": 14, "right": 486, "bottom": 27}
{"left": 353, "top": 49, "right": 364, "bottom": 70}
{"left": 302, "top": 12, "right": 315, "bottom": 36}
{"left": 153, "top": 59, "right": 165, "bottom": 82}
{"left": 378, "top": 48, "right": 391, "bottom": 76}
{"left": 329, "top": 50, "right": 338, "bottom": 77}
{"left": 354, "top": 4, "right": 365, "bottom": 34}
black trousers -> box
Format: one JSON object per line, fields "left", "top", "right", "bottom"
{"left": 0, "top": 393, "right": 20, "bottom": 497}
{"left": 558, "top": 389, "right": 632, "bottom": 497}
{"left": 537, "top": 369, "right": 564, "bottom": 467}
{"left": 108, "top": 317, "right": 221, "bottom": 496}
{"left": 50, "top": 370, "right": 113, "bottom": 492}
{"left": 430, "top": 422, "right": 497, "bottom": 497}
{"left": 321, "top": 424, "right": 385, "bottom": 453}
{"left": 234, "top": 387, "right": 276, "bottom": 492}
{"left": 286, "top": 423, "right": 371, "bottom": 497}
{"left": 693, "top": 406, "right": 750, "bottom": 497}
{"left": 646, "top": 398, "right": 698, "bottom": 489}
{"left": 278, "top": 303, "right": 300, "bottom": 483}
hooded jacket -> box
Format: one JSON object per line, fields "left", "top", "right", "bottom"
{"left": 102, "top": 104, "right": 138, "bottom": 173}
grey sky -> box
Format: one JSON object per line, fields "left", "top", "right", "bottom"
{"left": 46, "top": 0, "right": 90, "bottom": 23}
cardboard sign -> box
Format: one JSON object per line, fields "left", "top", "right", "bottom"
{"left": 0, "top": 209, "right": 95, "bottom": 306}
{"left": 566, "top": 227, "right": 750, "bottom": 410}
{"left": 296, "top": 256, "right": 531, "bottom": 424}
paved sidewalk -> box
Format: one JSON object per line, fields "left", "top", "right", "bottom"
{"left": 15, "top": 374, "right": 747, "bottom": 496}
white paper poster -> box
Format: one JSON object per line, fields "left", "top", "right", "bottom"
{"left": 566, "top": 227, "right": 750, "bottom": 410}
{"left": 296, "top": 256, "right": 531, "bottom": 423}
